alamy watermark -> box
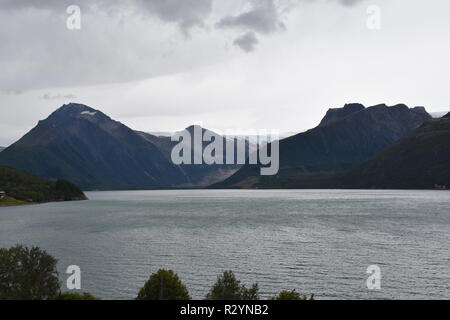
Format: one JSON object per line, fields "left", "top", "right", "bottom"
{"left": 170, "top": 128, "right": 280, "bottom": 176}
{"left": 366, "top": 5, "right": 382, "bottom": 30}
{"left": 66, "top": 265, "right": 81, "bottom": 290}
{"left": 66, "top": 5, "right": 81, "bottom": 30}
{"left": 366, "top": 265, "right": 381, "bottom": 290}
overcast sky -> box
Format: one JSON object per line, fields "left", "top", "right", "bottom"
{"left": 1, "top": 0, "right": 450, "bottom": 146}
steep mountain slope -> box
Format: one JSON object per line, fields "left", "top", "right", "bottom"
{"left": 0, "top": 104, "right": 188, "bottom": 190}
{"left": 339, "top": 114, "right": 450, "bottom": 189}
{"left": 137, "top": 125, "right": 242, "bottom": 187}
{"left": 0, "top": 147, "right": 4, "bottom": 153}
{"left": 0, "top": 165, "right": 86, "bottom": 204}
{"left": 213, "top": 104, "right": 431, "bottom": 188}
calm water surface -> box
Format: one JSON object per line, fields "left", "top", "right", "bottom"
{"left": 0, "top": 190, "right": 449, "bottom": 300}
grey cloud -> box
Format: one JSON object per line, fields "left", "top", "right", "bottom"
{"left": 233, "top": 32, "right": 259, "bottom": 52}
{"left": 217, "top": 0, "right": 365, "bottom": 52}
{"left": 41, "top": 93, "right": 77, "bottom": 100}
{"left": 0, "top": 0, "right": 213, "bottom": 35}
{"left": 339, "top": 0, "right": 365, "bottom": 7}
{"left": 1, "top": 90, "right": 23, "bottom": 95}
{"left": 217, "top": 0, "right": 284, "bottom": 34}
{"left": 216, "top": 0, "right": 286, "bottom": 53}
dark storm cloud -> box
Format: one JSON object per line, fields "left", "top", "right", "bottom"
{"left": 217, "top": 0, "right": 366, "bottom": 52}
{"left": 217, "top": 0, "right": 284, "bottom": 34}
{"left": 0, "top": 0, "right": 370, "bottom": 90}
{"left": 0, "top": 0, "right": 213, "bottom": 34}
{"left": 216, "top": 0, "right": 286, "bottom": 52}
{"left": 233, "top": 32, "right": 259, "bottom": 52}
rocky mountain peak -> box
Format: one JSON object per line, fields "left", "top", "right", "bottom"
{"left": 45, "top": 103, "right": 110, "bottom": 125}
{"left": 319, "top": 103, "right": 365, "bottom": 126}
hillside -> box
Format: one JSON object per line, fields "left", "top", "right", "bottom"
{"left": 213, "top": 103, "right": 431, "bottom": 188}
{"left": 0, "top": 165, "right": 87, "bottom": 205}
{"left": 0, "top": 104, "right": 189, "bottom": 190}
{"left": 338, "top": 115, "right": 450, "bottom": 189}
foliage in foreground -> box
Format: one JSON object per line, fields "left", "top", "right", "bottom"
{"left": 55, "top": 292, "right": 99, "bottom": 300}
{"left": 0, "top": 245, "right": 98, "bottom": 300}
{"left": 205, "top": 270, "right": 259, "bottom": 300}
{"left": 136, "top": 269, "right": 191, "bottom": 300}
{"left": 271, "top": 290, "right": 314, "bottom": 300}
{"left": 0, "top": 245, "right": 60, "bottom": 300}
{"left": 0, "top": 245, "right": 313, "bottom": 300}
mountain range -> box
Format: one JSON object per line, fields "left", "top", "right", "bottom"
{"left": 0, "top": 104, "right": 241, "bottom": 190}
{"left": 136, "top": 126, "right": 243, "bottom": 187}
{"left": 0, "top": 104, "right": 187, "bottom": 190}
{"left": 213, "top": 103, "right": 433, "bottom": 188}
{"left": 0, "top": 102, "right": 448, "bottom": 191}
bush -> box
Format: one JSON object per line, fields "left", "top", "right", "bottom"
{"left": 55, "top": 292, "right": 99, "bottom": 300}
{"left": 0, "top": 245, "right": 60, "bottom": 300}
{"left": 271, "top": 290, "right": 314, "bottom": 300}
{"left": 205, "top": 270, "right": 259, "bottom": 300}
{"left": 136, "top": 269, "right": 190, "bottom": 300}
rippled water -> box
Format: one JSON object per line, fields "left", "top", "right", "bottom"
{"left": 0, "top": 190, "right": 449, "bottom": 300}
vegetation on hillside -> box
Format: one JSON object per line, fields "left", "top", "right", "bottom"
{"left": 0, "top": 165, "right": 87, "bottom": 205}
{"left": 0, "top": 196, "right": 28, "bottom": 206}
{"left": 339, "top": 117, "right": 450, "bottom": 189}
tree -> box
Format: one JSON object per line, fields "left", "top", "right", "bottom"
{"left": 136, "top": 269, "right": 190, "bottom": 300}
{"left": 0, "top": 245, "right": 60, "bottom": 300}
{"left": 55, "top": 292, "right": 99, "bottom": 300}
{"left": 271, "top": 290, "right": 314, "bottom": 301}
{"left": 205, "top": 270, "right": 260, "bottom": 300}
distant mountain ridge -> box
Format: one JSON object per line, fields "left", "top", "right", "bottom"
{"left": 137, "top": 125, "right": 242, "bottom": 187}
{"left": 213, "top": 103, "right": 432, "bottom": 188}
{"left": 0, "top": 102, "right": 441, "bottom": 190}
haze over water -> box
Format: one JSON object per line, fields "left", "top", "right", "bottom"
{"left": 0, "top": 190, "right": 449, "bottom": 300}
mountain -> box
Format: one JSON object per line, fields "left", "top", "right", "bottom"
{"left": 318, "top": 103, "right": 365, "bottom": 126}
{"left": 213, "top": 103, "right": 432, "bottom": 188}
{"left": 0, "top": 165, "right": 86, "bottom": 205}
{"left": 137, "top": 125, "right": 243, "bottom": 187}
{"left": 338, "top": 114, "right": 450, "bottom": 189}
{"left": 0, "top": 103, "right": 188, "bottom": 190}
{"left": 0, "top": 147, "right": 4, "bottom": 153}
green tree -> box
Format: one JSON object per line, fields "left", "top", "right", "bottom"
{"left": 0, "top": 245, "right": 60, "bottom": 300}
{"left": 271, "top": 290, "right": 314, "bottom": 301}
{"left": 205, "top": 270, "right": 260, "bottom": 300}
{"left": 55, "top": 292, "right": 99, "bottom": 300}
{"left": 136, "top": 269, "right": 190, "bottom": 300}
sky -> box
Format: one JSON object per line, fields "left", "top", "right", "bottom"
{"left": 1, "top": 0, "right": 450, "bottom": 146}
